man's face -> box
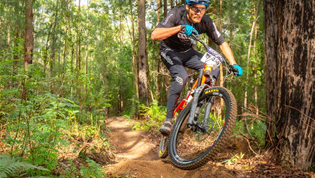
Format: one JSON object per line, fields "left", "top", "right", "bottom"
{"left": 186, "top": 4, "right": 207, "bottom": 23}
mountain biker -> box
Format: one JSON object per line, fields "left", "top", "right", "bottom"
{"left": 151, "top": 0, "right": 243, "bottom": 136}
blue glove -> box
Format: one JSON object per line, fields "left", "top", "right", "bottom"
{"left": 233, "top": 64, "right": 243, "bottom": 76}
{"left": 181, "top": 24, "right": 199, "bottom": 36}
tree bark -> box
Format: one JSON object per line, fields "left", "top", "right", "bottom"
{"left": 169, "top": 0, "right": 173, "bottom": 9}
{"left": 163, "top": 0, "right": 167, "bottom": 18}
{"left": 22, "top": 0, "right": 33, "bottom": 102}
{"left": 24, "top": 0, "right": 33, "bottom": 67}
{"left": 77, "top": 0, "right": 82, "bottom": 108}
{"left": 128, "top": 0, "right": 139, "bottom": 115}
{"left": 264, "top": 0, "right": 315, "bottom": 169}
{"left": 253, "top": 26, "right": 259, "bottom": 116}
{"left": 138, "top": 0, "right": 150, "bottom": 107}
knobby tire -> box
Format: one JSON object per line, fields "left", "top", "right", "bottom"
{"left": 168, "top": 86, "right": 237, "bottom": 170}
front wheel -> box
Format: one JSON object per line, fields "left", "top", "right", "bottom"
{"left": 158, "top": 135, "right": 169, "bottom": 158}
{"left": 168, "top": 86, "right": 237, "bottom": 170}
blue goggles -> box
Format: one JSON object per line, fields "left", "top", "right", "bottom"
{"left": 186, "top": 0, "right": 210, "bottom": 7}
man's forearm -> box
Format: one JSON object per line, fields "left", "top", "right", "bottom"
{"left": 151, "top": 26, "right": 182, "bottom": 40}
{"left": 219, "top": 42, "right": 237, "bottom": 65}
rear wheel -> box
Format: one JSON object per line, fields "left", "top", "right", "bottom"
{"left": 168, "top": 87, "right": 237, "bottom": 170}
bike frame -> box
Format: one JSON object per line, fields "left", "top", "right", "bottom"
{"left": 172, "top": 66, "right": 213, "bottom": 117}
{"left": 172, "top": 34, "right": 235, "bottom": 118}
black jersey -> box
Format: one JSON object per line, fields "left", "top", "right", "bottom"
{"left": 156, "top": 5, "right": 225, "bottom": 52}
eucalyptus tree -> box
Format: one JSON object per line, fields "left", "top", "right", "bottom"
{"left": 264, "top": 0, "right": 315, "bottom": 170}
{"left": 138, "top": 0, "right": 150, "bottom": 108}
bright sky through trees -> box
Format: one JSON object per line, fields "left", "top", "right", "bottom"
{"left": 75, "top": 0, "right": 89, "bottom": 6}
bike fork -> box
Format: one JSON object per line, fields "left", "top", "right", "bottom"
{"left": 187, "top": 84, "right": 209, "bottom": 126}
{"left": 202, "top": 97, "right": 214, "bottom": 133}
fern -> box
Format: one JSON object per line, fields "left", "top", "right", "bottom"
{"left": 0, "top": 154, "right": 49, "bottom": 178}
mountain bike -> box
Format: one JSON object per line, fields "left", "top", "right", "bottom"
{"left": 158, "top": 34, "right": 238, "bottom": 170}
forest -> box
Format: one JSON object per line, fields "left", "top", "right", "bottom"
{"left": 0, "top": 0, "right": 314, "bottom": 177}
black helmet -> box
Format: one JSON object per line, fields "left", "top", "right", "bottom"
{"left": 186, "top": 0, "right": 210, "bottom": 7}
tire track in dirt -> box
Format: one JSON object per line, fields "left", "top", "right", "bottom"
{"left": 104, "top": 116, "right": 235, "bottom": 178}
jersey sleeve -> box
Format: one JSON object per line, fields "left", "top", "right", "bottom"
{"left": 204, "top": 16, "right": 225, "bottom": 45}
{"left": 156, "top": 8, "right": 180, "bottom": 28}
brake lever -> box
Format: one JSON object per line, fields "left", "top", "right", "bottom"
{"left": 229, "top": 64, "right": 239, "bottom": 75}
{"left": 190, "top": 38, "right": 197, "bottom": 45}
{"left": 190, "top": 33, "right": 199, "bottom": 40}
{"left": 190, "top": 33, "right": 198, "bottom": 44}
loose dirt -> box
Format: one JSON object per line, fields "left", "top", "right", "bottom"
{"left": 104, "top": 116, "right": 314, "bottom": 178}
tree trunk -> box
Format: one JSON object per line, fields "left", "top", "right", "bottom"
{"left": 219, "top": 0, "right": 223, "bottom": 87}
{"left": 7, "top": 25, "right": 11, "bottom": 89}
{"left": 264, "top": 0, "right": 315, "bottom": 169}
{"left": 22, "top": 0, "right": 33, "bottom": 102}
{"left": 138, "top": 0, "right": 150, "bottom": 107}
{"left": 77, "top": 0, "right": 82, "bottom": 108}
{"left": 24, "top": 0, "right": 33, "bottom": 67}
{"left": 156, "top": 0, "right": 168, "bottom": 105}
{"left": 163, "top": 0, "right": 167, "bottom": 18}
{"left": 85, "top": 0, "right": 90, "bottom": 100}
{"left": 128, "top": 0, "right": 139, "bottom": 115}
{"left": 71, "top": 43, "right": 74, "bottom": 97}
{"left": 7, "top": 25, "right": 10, "bottom": 61}
{"left": 169, "top": 0, "right": 173, "bottom": 9}
{"left": 253, "top": 26, "right": 259, "bottom": 115}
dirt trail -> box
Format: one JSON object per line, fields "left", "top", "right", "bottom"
{"left": 104, "top": 116, "right": 235, "bottom": 178}
{"left": 104, "top": 117, "right": 315, "bottom": 178}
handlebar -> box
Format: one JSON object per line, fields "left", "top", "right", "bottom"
{"left": 190, "top": 33, "right": 239, "bottom": 75}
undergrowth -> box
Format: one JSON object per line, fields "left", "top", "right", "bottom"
{"left": 132, "top": 98, "right": 266, "bottom": 150}
{"left": 232, "top": 118, "right": 266, "bottom": 148}
{"left": 0, "top": 154, "right": 49, "bottom": 178}
{"left": 131, "top": 103, "right": 267, "bottom": 163}
{"left": 0, "top": 64, "right": 112, "bottom": 177}
{"left": 0, "top": 91, "right": 111, "bottom": 177}
{"left": 132, "top": 100, "right": 166, "bottom": 131}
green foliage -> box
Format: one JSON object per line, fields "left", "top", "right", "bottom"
{"left": 0, "top": 56, "right": 110, "bottom": 176}
{"left": 132, "top": 100, "right": 166, "bottom": 131}
{"left": 222, "top": 152, "right": 245, "bottom": 166}
{"left": 249, "top": 119, "right": 266, "bottom": 147}
{"left": 232, "top": 120, "right": 246, "bottom": 134}
{"left": 62, "top": 158, "right": 106, "bottom": 178}
{"left": 0, "top": 154, "right": 49, "bottom": 178}
{"left": 79, "top": 159, "right": 105, "bottom": 178}
{"left": 232, "top": 119, "right": 266, "bottom": 147}
{"left": 309, "top": 164, "right": 315, "bottom": 172}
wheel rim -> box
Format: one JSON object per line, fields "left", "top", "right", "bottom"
{"left": 170, "top": 94, "right": 230, "bottom": 164}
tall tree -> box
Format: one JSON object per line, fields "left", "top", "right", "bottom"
{"left": 163, "top": 0, "right": 167, "bottom": 17}
{"left": 22, "top": 0, "right": 34, "bottom": 102}
{"left": 77, "top": 0, "right": 82, "bottom": 107}
{"left": 169, "top": 0, "right": 173, "bottom": 9}
{"left": 138, "top": 0, "right": 150, "bottom": 107}
{"left": 264, "top": 0, "right": 315, "bottom": 169}
{"left": 244, "top": 0, "right": 260, "bottom": 111}
{"left": 127, "top": 0, "right": 139, "bottom": 114}
{"left": 24, "top": 0, "right": 33, "bottom": 67}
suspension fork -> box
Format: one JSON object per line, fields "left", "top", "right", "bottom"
{"left": 187, "top": 69, "right": 210, "bottom": 126}
{"left": 202, "top": 97, "right": 214, "bottom": 132}
{"left": 187, "top": 84, "right": 209, "bottom": 126}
